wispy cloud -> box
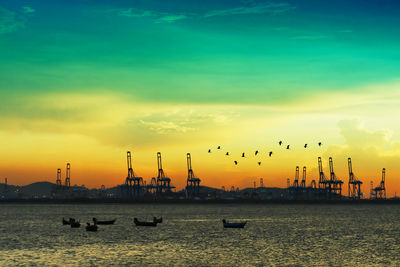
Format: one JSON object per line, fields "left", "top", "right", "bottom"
{"left": 139, "top": 120, "right": 195, "bottom": 134}
{"left": 113, "top": 2, "right": 294, "bottom": 23}
{"left": 204, "top": 2, "right": 295, "bottom": 17}
{"left": 0, "top": 7, "right": 24, "bottom": 35}
{"left": 118, "top": 8, "right": 160, "bottom": 18}
{"left": 155, "top": 14, "right": 188, "bottom": 23}
{"left": 22, "top": 6, "right": 35, "bottom": 14}
{"left": 117, "top": 7, "right": 188, "bottom": 23}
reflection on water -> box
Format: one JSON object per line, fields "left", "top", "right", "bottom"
{"left": 0, "top": 204, "right": 399, "bottom": 265}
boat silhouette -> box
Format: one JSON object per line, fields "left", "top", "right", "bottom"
{"left": 70, "top": 220, "right": 81, "bottom": 228}
{"left": 134, "top": 218, "right": 157, "bottom": 227}
{"left": 222, "top": 219, "right": 247, "bottom": 228}
{"left": 62, "top": 218, "right": 76, "bottom": 225}
{"left": 86, "top": 222, "right": 98, "bottom": 232}
{"left": 92, "top": 218, "right": 116, "bottom": 225}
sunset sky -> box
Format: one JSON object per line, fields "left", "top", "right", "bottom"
{"left": 0, "top": 0, "right": 400, "bottom": 196}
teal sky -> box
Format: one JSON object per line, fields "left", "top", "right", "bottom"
{"left": 1, "top": 0, "right": 400, "bottom": 192}
{"left": 1, "top": 0, "right": 399, "bottom": 104}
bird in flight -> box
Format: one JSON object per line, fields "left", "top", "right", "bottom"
{"left": 318, "top": 142, "right": 322, "bottom": 146}
{"left": 258, "top": 162, "right": 261, "bottom": 166}
{"left": 208, "top": 149, "right": 211, "bottom": 153}
{"left": 242, "top": 152, "right": 245, "bottom": 158}
{"left": 226, "top": 152, "right": 229, "bottom": 156}
{"left": 255, "top": 150, "right": 259, "bottom": 156}
{"left": 269, "top": 151, "right": 273, "bottom": 157}
{"left": 286, "top": 145, "right": 290, "bottom": 150}
{"left": 217, "top": 146, "right": 221, "bottom": 149}
{"left": 304, "top": 144, "right": 308, "bottom": 148}
{"left": 234, "top": 161, "right": 238, "bottom": 165}
{"left": 279, "top": 141, "right": 283, "bottom": 146}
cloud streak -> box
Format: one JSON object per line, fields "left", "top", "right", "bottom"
{"left": 139, "top": 120, "right": 195, "bottom": 134}
{"left": 117, "top": 7, "right": 188, "bottom": 23}
{"left": 204, "top": 2, "right": 295, "bottom": 17}
{"left": 115, "top": 2, "right": 294, "bottom": 23}
{"left": 0, "top": 7, "right": 24, "bottom": 35}
{"left": 22, "top": 6, "right": 35, "bottom": 14}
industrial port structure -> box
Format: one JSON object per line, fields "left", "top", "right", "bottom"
{"left": 122, "top": 151, "right": 177, "bottom": 199}
{"left": 55, "top": 163, "right": 71, "bottom": 190}
{"left": 371, "top": 168, "right": 386, "bottom": 199}
{"left": 186, "top": 153, "right": 201, "bottom": 199}
{"left": 287, "top": 157, "right": 386, "bottom": 201}
{"left": 119, "top": 151, "right": 388, "bottom": 201}
{"left": 348, "top": 158, "right": 362, "bottom": 199}
{"left": 30, "top": 154, "right": 386, "bottom": 201}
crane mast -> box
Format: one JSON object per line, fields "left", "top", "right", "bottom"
{"left": 300, "top": 166, "right": 306, "bottom": 188}
{"left": 65, "top": 163, "right": 71, "bottom": 188}
{"left": 56, "top": 168, "right": 62, "bottom": 188}
{"left": 293, "top": 166, "right": 299, "bottom": 188}
{"left": 186, "top": 153, "right": 200, "bottom": 198}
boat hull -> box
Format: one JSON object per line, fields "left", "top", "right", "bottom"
{"left": 134, "top": 218, "right": 157, "bottom": 227}
{"left": 223, "top": 223, "right": 246, "bottom": 228}
{"left": 70, "top": 222, "right": 81, "bottom": 228}
{"left": 93, "top": 218, "right": 116, "bottom": 225}
{"left": 222, "top": 219, "right": 247, "bottom": 228}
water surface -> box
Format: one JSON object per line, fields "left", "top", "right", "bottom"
{"left": 0, "top": 204, "right": 399, "bottom": 266}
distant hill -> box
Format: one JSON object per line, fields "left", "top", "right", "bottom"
{"left": 20, "top": 182, "right": 55, "bottom": 197}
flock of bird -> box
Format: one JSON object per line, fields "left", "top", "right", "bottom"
{"left": 208, "top": 141, "right": 323, "bottom": 166}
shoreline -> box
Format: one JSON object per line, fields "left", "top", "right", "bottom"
{"left": 1, "top": 198, "right": 399, "bottom": 205}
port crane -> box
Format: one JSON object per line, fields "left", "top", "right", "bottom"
{"left": 328, "top": 157, "right": 343, "bottom": 198}
{"left": 318, "top": 157, "right": 328, "bottom": 189}
{"left": 300, "top": 166, "right": 306, "bottom": 188}
{"left": 186, "top": 153, "right": 200, "bottom": 198}
{"left": 348, "top": 158, "right": 362, "bottom": 199}
{"left": 373, "top": 168, "right": 386, "bottom": 199}
{"left": 56, "top": 168, "right": 62, "bottom": 189}
{"left": 65, "top": 163, "right": 71, "bottom": 188}
{"left": 293, "top": 166, "right": 299, "bottom": 188}
{"left": 155, "top": 152, "right": 174, "bottom": 195}
{"left": 125, "top": 151, "right": 144, "bottom": 198}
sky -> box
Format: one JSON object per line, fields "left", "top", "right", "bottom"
{"left": 0, "top": 0, "right": 400, "bottom": 196}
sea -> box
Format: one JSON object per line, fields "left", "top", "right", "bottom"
{"left": 0, "top": 203, "right": 399, "bottom": 266}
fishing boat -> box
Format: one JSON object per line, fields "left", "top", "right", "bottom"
{"left": 153, "top": 217, "right": 163, "bottom": 224}
{"left": 70, "top": 221, "right": 81, "bottom": 228}
{"left": 222, "top": 219, "right": 247, "bottom": 228}
{"left": 92, "top": 218, "right": 116, "bottom": 225}
{"left": 63, "top": 218, "right": 76, "bottom": 225}
{"left": 134, "top": 218, "right": 157, "bottom": 227}
{"left": 86, "top": 222, "right": 98, "bottom": 232}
